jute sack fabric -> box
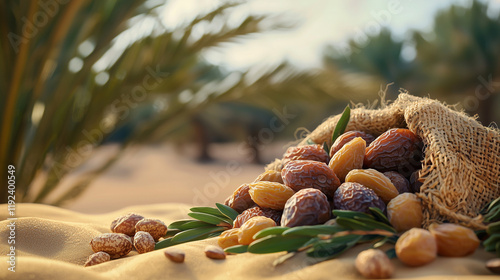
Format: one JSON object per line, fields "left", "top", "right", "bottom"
{"left": 266, "top": 92, "right": 500, "bottom": 229}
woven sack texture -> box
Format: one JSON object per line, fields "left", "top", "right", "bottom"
{"left": 266, "top": 92, "right": 500, "bottom": 229}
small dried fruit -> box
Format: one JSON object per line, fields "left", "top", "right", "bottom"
{"left": 281, "top": 188, "right": 331, "bottom": 227}
{"left": 111, "top": 213, "right": 144, "bottom": 236}
{"left": 233, "top": 206, "right": 265, "bottom": 228}
{"left": 261, "top": 208, "right": 283, "bottom": 226}
{"left": 164, "top": 248, "right": 185, "bottom": 263}
{"left": 254, "top": 170, "right": 284, "bottom": 184}
{"left": 217, "top": 228, "right": 241, "bottom": 249}
{"left": 133, "top": 231, "right": 155, "bottom": 254}
{"left": 333, "top": 182, "right": 386, "bottom": 214}
{"left": 329, "top": 137, "right": 366, "bottom": 181}
{"left": 135, "top": 218, "right": 168, "bottom": 241}
{"left": 90, "top": 233, "right": 133, "bottom": 259}
{"left": 395, "top": 228, "right": 437, "bottom": 267}
{"left": 226, "top": 184, "right": 255, "bottom": 213}
{"left": 205, "top": 245, "right": 226, "bottom": 259}
{"left": 387, "top": 193, "right": 423, "bottom": 232}
{"left": 282, "top": 160, "right": 340, "bottom": 198}
{"left": 429, "top": 223, "right": 479, "bottom": 257}
{"left": 486, "top": 258, "right": 500, "bottom": 274}
{"left": 409, "top": 170, "right": 423, "bottom": 193}
{"left": 364, "top": 128, "right": 423, "bottom": 175}
{"left": 282, "top": 144, "right": 329, "bottom": 165}
{"left": 84, "top": 252, "right": 110, "bottom": 267}
{"left": 330, "top": 130, "right": 375, "bottom": 157}
{"left": 383, "top": 171, "right": 411, "bottom": 194}
{"left": 355, "top": 249, "right": 394, "bottom": 279}
{"left": 345, "top": 169, "right": 398, "bottom": 204}
{"left": 249, "top": 181, "right": 295, "bottom": 210}
{"left": 238, "top": 216, "right": 276, "bottom": 245}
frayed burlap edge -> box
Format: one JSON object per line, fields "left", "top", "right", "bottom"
{"left": 266, "top": 91, "right": 500, "bottom": 230}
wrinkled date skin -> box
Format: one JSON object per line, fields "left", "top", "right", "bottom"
{"left": 282, "top": 160, "right": 340, "bottom": 199}
{"left": 383, "top": 171, "right": 412, "bottom": 194}
{"left": 333, "top": 182, "right": 386, "bottom": 214}
{"left": 364, "top": 128, "right": 423, "bottom": 175}
{"left": 330, "top": 130, "right": 375, "bottom": 158}
{"left": 282, "top": 144, "right": 329, "bottom": 165}
{"left": 281, "top": 188, "right": 331, "bottom": 227}
{"left": 226, "top": 184, "right": 255, "bottom": 213}
{"left": 233, "top": 206, "right": 282, "bottom": 227}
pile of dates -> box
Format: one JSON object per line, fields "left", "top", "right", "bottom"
{"left": 224, "top": 128, "right": 426, "bottom": 232}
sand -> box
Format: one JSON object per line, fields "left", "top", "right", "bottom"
{"left": 0, "top": 144, "right": 499, "bottom": 279}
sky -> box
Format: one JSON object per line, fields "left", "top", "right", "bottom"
{"left": 163, "top": 0, "right": 500, "bottom": 70}
{"left": 94, "top": 0, "right": 500, "bottom": 73}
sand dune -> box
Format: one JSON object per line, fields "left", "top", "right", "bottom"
{"left": 1, "top": 203, "right": 498, "bottom": 280}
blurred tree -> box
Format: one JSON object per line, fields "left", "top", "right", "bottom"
{"left": 0, "top": 0, "right": 377, "bottom": 206}
{"left": 412, "top": 0, "right": 500, "bottom": 124}
{"left": 323, "top": 28, "right": 414, "bottom": 99}
{"left": 0, "top": 0, "right": 279, "bottom": 205}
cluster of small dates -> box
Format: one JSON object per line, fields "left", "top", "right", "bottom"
{"left": 224, "top": 128, "right": 425, "bottom": 232}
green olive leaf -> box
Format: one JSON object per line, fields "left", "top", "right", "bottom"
{"left": 335, "top": 217, "right": 374, "bottom": 231}
{"left": 248, "top": 235, "right": 311, "bottom": 254}
{"left": 331, "top": 105, "right": 351, "bottom": 145}
{"left": 190, "top": 206, "right": 229, "bottom": 218}
{"left": 253, "top": 226, "right": 290, "bottom": 239}
{"left": 171, "top": 226, "right": 225, "bottom": 243}
{"left": 368, "top": 207, "right": 392, "bottom": 226}
{"left": 322, "top": 141, "right": 330, "bottom": 155}
{"left": 215, "top": 203, "right": 239, "bottom": 221}
{"left": 168, "top": 219, "right": 198, "bottom": 230}
{"left": 224, "top": 245, "right": 249, "bottom": 254}
{"left": 332, "top": 210, "right": 374, "bottom": 220}
{"left": 282, "top": 225, "right": 343, "bottom": 237}
{"left": 188, "top": 212, "right": 232, "bottom": 225}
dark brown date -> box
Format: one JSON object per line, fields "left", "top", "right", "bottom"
{"left": 364, "top": 128, "right": 423, "bottom": 176}
{"left": 283, "top": 144, "right": 329, "bottom": 165}
{"left": 282, "top": 160, "right": 340, "bottom": 199}
{"left": 333, "top": 182, "right": 386, "bottom": 214}
{"left": 281, "top": 188, "right": 331, "bottom": 227}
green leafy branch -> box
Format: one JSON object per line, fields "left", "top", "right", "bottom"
{"left": 225, "top": 207, "right": 398, "bottom": 265}
{"left": 155, "top": 203, "right": 238, "bottom": 250}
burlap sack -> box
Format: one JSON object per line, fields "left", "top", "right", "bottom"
{"left": 266, "top": 92, "right": 500, "bottom": 229}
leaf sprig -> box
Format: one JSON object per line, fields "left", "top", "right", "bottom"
{"left": 225, "top": 207, "right": 398, "bottom": 264}
{"left": 480, "top": 196, "right": 500, "bottom": 257}
{"left": 155, "top": 203, "right": 238, "bottom": 250}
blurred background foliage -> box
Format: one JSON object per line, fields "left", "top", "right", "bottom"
{"left": 1, "top": 0, "right": 499, "bottom": 205}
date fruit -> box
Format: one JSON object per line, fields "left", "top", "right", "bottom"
{"left": 409, "top": 170, "right": 423, "bottom": 193}
{"left": 387, "top": 193, "right": 423, "bottom": 232}
{"left": 282, "top": 160, "right": 340, "bottom": 198}
{"left": 282, "top": 144, "right": 329, "bottom": 165}
{"left": 254, "top": 170, "right": 284, "bottom": 184}
{"left": 333, "top": 182, "right": 386, "bottom": 214}
{"left": 330, "top": 130, "right": 375, "bottom": 158}
{"left": 238, "top": 216, "right": 276, "bottom": 245}
{"left": 84, "top": 252, "right": 110, "bottom": 267}
{"left": 429, "top": 223, "right": 479, "bottom": 257}
{"left": 217, "top": 228, "right": 241, "bottom": 249}
{"left": 329, "top": 137, "right": 366, "bottom": 181}
{"left": 355, "top": 249, "right": 394, "bottom": 279}
{"left": 395, "top": 228, "right": 437, "bottom": 267}
{"left": 90, "top": 233, "right": 133, "bottom": 259}
{"left": 364, "top": 128, "right": 423, "bottom": 175}
{"left": 383, "top": 171, "right": 411, "bottom": 194}
{"left": 345, "top": 169, "right": 398, "bottom": 204}
{"left": 249, "top": 181, "right": 295, "bottom": 210}
{"left": 281, "top": 188, "right": 331, "bottom": 227}
{"left": 226, "top": 184, "right": 255, "bottom": 213}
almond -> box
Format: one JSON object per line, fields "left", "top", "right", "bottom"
{"left": 204, "top": 245, "right": 226, "bottom": 260}
{"left": 90, "top": 233, "right": 133, "bottom": 259}
{"left": 133, "top": 231, "right": 155, "bottom": 254}
{"left": 164, "top": 248, "right": 185, "bottom": 263}
{"left": 135, "top": 218, "right": 168, "bottom": 241}
{"left": 111, "top": 213, "right": 144, "bottom": 236}
{"left": 84, "top": 252, "right": 110, "bottom": 267}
